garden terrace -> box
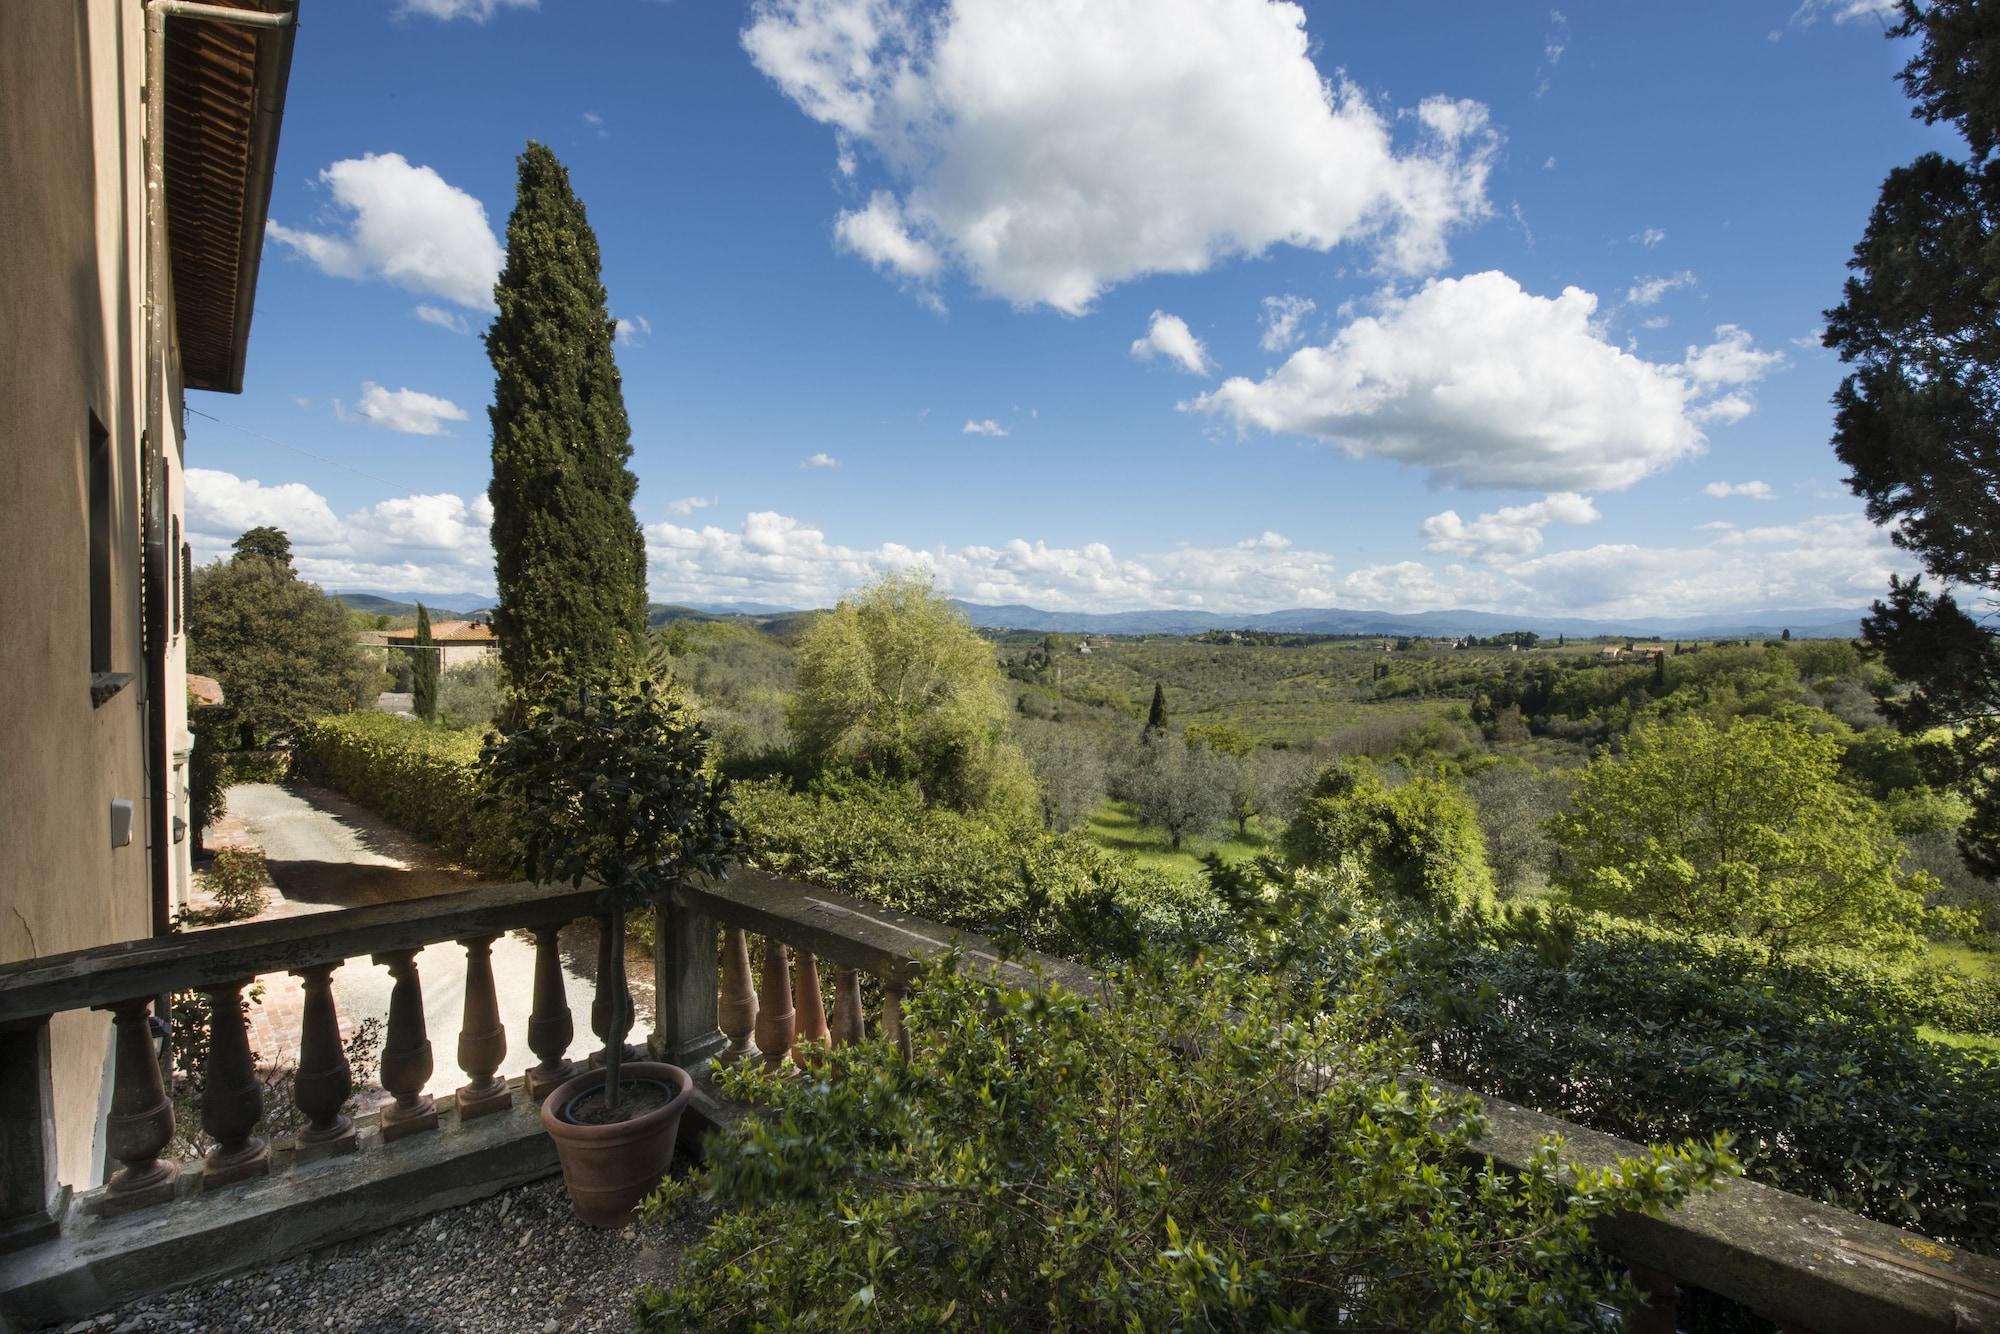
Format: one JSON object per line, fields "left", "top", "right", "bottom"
{"left": 0, "top": 872, "right": 1996, "bottom": 1332}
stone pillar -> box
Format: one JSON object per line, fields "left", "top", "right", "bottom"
{"left": 454, "top": 935, "right": 512, "bottom": 1120}
{"left": 0, "top": 1019, "right": 65, "bottom": 1250}
{"left": 291, "top": 963, "right": 355, "bottom": 1158}
{"left": 198, "top": 980, "right": 269, "bottom": 1189}
{"left": 97, "top": 998, "right": 176, "bottom": 1213}
{"left": 524, "top": 922, "right": 576, "bottom": 1102}
{"left": 372, "top": 949, "right": 438, "bottom": 1141}
{"left": 649, "top": 890, "right": 726, "bottom": 1070}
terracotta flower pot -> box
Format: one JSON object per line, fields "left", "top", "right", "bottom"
{"left": 540, "top": 1060, "right": 693, "bottom": 1227}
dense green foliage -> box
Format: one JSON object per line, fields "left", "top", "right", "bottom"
{"left": 293, "top": 713, "right": 519, "bottom": 874}
{"left": 1826, "top": 0, "right": 2000, "bottom": 873}
{"left": 411, "top": 604, "right": 438, "bottom": 723}
{"left": 790, "top": 572, "right": 1037, "bottom": 822}
{"left": 486, "top": 141, "right": 648, "bottom": 698}
{"left": 1554, "top": 715, "right": 1927, "bottom": 957}
{"left": 639, "top": 956, "right": 1729, "bottom": 1333}
{"left": 188, "top": 529, "right": 374, "bottom": 746}
{"left": 735, "top": 778, "right": 1223, "bottom": 961}
{"left": 436, "top": 659, "right": 503, "bottom": 731}
{"left": 1283, "top": 761, "right": 1496, "bottom": 920}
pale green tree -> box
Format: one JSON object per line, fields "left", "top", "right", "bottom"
{"left": 1553, "top": 715, "right": 1926, "bottom": 958}
{"left": 789, "top": 571, "right": 1037, "bottom": 822}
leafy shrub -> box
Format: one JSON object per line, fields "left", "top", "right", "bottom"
{"left": 1283, "top": 760, "right": 1496, "bottom": 920}
{"left": 638, "top": 955, "right": 1730, "bottom": 1332}
{"left": 436, "top": 659, "right": 503, "bottom": 731}
{"left": 293, "top": 713, "right": 521, "bottom": 875}
{"left": 1276, "top": 884, "right": 2000, "bottom": 1254}
{"left": 735, "top": 778, "right": 1225, "bottom": 962}
{"left": 180, "top": 846, "right": 269, "bottom": 926}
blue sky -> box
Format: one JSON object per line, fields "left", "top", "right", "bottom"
{"left": 184, "top": 0, "right": 1950, "bottom": 618}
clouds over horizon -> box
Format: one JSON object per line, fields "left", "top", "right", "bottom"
{"left": 184, "top": 469, "right": 1906, "bottom": 621}
{"left": 744, "top": 0, "right": 1498, "bottom": 312}
{"left": 268, "top": 153, "right": 503, "bottom": 310}
{"left": 1189, "top": 271, "right": 1782, "bottom": 491}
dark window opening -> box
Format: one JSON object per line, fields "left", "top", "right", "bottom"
{"left": 88, "top": 413, "right": 113, "bottom": 674}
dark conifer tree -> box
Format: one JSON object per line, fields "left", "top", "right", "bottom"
{"left": 412, "top": 603, "right": 439, "bottom": 723}
{"left": 1145, "top": 682, "right": 1168, "bottom": 737}
{"left": 486, "top": 142, "right": 647, "bottom": 702}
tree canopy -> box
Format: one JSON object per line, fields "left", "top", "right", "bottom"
{"left": 789, "top": 571, "right": 1036, "bottom": 821}
{"left": 1553, "top": 715, "right": 1926, "bottom": 957}
{"left": 1825, "top": 0, "right": 2000, "bottom": 868}
{"left": 486, "top": 141, "right": 648, "bottom": 700}
{"left": 188, "top": 530, "right": 373, "bottom": 745}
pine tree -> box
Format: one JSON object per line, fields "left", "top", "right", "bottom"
{"left": 1144, "top": 683, "right": 1168, "bottom": 738}
{"left": 486, "top": 141, "right": 647, "bottom": 702}
{"left": 412, "top": 602, "right": 439, "bottom": 723}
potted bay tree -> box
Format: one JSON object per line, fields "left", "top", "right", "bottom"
{"left": 482, "top": 677, "right": 740, "bottom": 1225}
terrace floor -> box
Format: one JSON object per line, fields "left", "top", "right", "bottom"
{"left": 68, "top": 1173, "right": 714, "bottom": 1334}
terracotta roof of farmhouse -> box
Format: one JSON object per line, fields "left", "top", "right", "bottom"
{"left": 384, "top": 621, "right": 498, "bottom": 644}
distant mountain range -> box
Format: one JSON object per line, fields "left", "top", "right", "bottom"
{"left": 945, "top": 601, "right": 1869, "bottom": 641}
{"left": 335, "top": 589, "right": 1869, "bottom": 642}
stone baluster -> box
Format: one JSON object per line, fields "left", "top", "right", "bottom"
{"left": 455, "top": 935, "right": 511, "bottom": 1120}
{"left": 524, "top": 923, "right": 576, "bottom": 1102}
{"left": 291, "top": 963, "right": 355, "bottom": 1158}
{"left": 792, "top": 950, "right": 829, "bottom": 1067}
{"left": 754, "top": 938, "right": 796, "bottom": 1072}
{"left": 371, "top": 949, "right": 438, "bottom": 1140}
{"left": 828, "top": 968, "right": 865, "bottom": 1048}
{"left": 198, "top": 980, "right": 269, "bottom": 1190}
{"left": 716, "top": 926, "right": 759, "bottom": 1065}
{"left": 96, "top": 997, "right": 176, "bottom": 1213}
{"left": 881, "top": 978, "right": 909, "bottom": 1057}
{"left": 589, "top": 915, "right": 636, "bottom": 1068}
{"left": 1622, "top": 1264, "right": 1678, "bottom": 1334}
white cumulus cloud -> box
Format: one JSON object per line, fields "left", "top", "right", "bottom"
{"left": 267, "top": 153, "right": 503, "bottom": 311}
{"left": 1704, "top": 480, "right": 1776, "bottom": 500}
{"left": 802, "top": 452, "right": 840, "bottom": 468}
{"left": 962, "top": 419, "right": 1009, "bottom": 437}
{"left": 666, "top": 495, "right": 719, "bottom": 517}
{"left": 413, "top": 304, "right": 472, "bottom": 335}
{"left": 1626, "top": 271, "right": 1694, "bottom": 306}
{"left": 1421, "top": 492, "right": 1600, "bottom": 561}
{"left": 398, "top": 0, "right": 536, "bottom": 20}
{"left": 349, "top": 382, "right": 469, "bottom": 437}
{"left": 745, "top": 0, "right": 1498, "bottom": 313}
{"left": 1259, "top": 294, "right": 1316, "bottom": 352}
{"left": 1190, "top": 271, "right": 1778, "bottom": 492}
{"left": 1130, "top": 311, "right": 1212, "bottom": 375}
{"left": 614, "top": 315, "right": 652, "bottom": 346}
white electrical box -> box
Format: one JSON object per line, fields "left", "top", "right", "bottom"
{"left": 110, "top": 798, "right": 134, "bottom": 848}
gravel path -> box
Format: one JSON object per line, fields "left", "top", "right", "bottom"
{"left": 77, "top": 1175, "right": 716, "bottom": 1334}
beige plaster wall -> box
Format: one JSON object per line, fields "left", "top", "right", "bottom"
{"left": 0, "top": 0, "right": 187, "bottom": 1190}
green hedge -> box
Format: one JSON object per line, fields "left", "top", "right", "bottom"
{"left": 292, "top": 714, "right": 1220, "bottom": 959}
{"left": 733, "top": 778, "right": 1224, "bottom": 961}
{"left": 293, "top": 714, "right": 520, "bottom": 875}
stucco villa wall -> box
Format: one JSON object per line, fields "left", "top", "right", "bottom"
{"left": 0, "top": 0, "right": 184, "bottom": 1190}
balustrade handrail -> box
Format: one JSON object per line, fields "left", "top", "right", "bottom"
{"left": 3, "top": 867, "right": 1997, "bottom": 1334}
{"left": 0, "top": 880, "right": 602, "bottom": 1029}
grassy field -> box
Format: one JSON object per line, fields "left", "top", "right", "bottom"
{"left": 1082, "top": 799, "right": 1272, "bottom": 877}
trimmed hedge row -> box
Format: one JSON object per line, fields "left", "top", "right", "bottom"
{"left": 293, "top": 714, "right": 521, "bottom": 876}
{"left": 291, "top": 713, "right": 1221, "bottom": 961}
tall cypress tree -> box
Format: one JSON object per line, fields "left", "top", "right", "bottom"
{"left": 486, "top": 142, "right": 648, "bottom": 701}
{"left": 1144, "top": 683, "right": 1168, "bottom": 738}
{"left": 412, "top": 602, "right": 439, "bottom": 723}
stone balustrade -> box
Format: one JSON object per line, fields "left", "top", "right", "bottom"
{"left": 2, "top": 869, "right": 1996, "bottom": 1332}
